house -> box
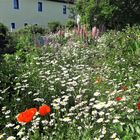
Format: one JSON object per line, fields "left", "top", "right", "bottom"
{"left": 0, "top": 0, "right": 74, "bottom": 30}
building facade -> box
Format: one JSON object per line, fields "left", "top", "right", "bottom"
{"left": 0, "top": 0, "right": 72, "bottom": 30}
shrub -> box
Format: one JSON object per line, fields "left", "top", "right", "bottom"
{"left": 0, "top": 23, "right": 9, "bottom": 56}
{"left": 0, "top": 23, "right": 16, "bottom": 57}
{"left": 98, "top": 25, "right": 140, "bottom": 56}
{"left": 17, "top": 24, "right": 48, "bottom": 35}
{"left": 14, "top": 25, "right": 43, "bottom": 52}
{"left": 0, "top": 23, "right": 8, "bottom": 35}
{"left": 48, "top": 21, "right": 62, "bottom": 33}
{"left": 65, "top": 19, "right": 77, "bottom": 29}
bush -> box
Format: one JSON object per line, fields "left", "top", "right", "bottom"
{"left": 0, "top": 23, "right": 16, "bottom": 57}
{"left": 14, "top": 25, "right": 47, "bottom": 52}
{"left": 0, "top": 23, "right": 9, "bottom": 56}
{"left": 48, "top": 21, "right": 62, "bottom": 33}
{"left": 98, "top": 25, "right": 140, "bottom": 56}
{"left": 0, "top": 23, "right": 8, "bottom": 35}
{"left": 17, "top": 24, "right": 48, "bottom": 35}
{"left": 65, "top": 19, "right": 77, "bottom": 29}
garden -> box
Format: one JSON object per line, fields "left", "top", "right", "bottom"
{"left": 0, "top": 0, "right": 140, "bottom": 139}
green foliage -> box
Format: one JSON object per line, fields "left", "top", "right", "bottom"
{"left": 65, "top": 19, "right": 77, "bottom": 29}
{"left": 0, "top": 23, "right": 8, "bottom": 35}
{"left": 0, "top": 26, "right": 140, "bottom": 139}
{"left": 48, "top": 21, "right": 62, "bottom": 33}
{"left": 0, "top": 23, "right": 16, "bottom": 57}
{"left": 17, "top": 25, "right": 48, "bottom": 35}
{"left": 13, "top": 25, "right": 43, "bottom": 53}
{"left": 99, "top": 25, "right": 140, "bottom": 56}
{"left": 76, "top": 0, "right": 140, "bottom": 29}
{"left": 15, "top": 32, "right": 33, "bottom": 51}
{"left": 68, "top": 5, "right": 77, "bottom": 20}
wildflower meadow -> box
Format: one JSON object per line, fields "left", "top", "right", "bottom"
{"left": 0, "top": 25, "right": 140, "bottom": 140}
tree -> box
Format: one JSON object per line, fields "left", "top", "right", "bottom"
{"left": 76, "top": 0, "right": 140, "bottom": 30}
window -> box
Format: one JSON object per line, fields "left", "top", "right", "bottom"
{"left": 11, "top": 23, "right": 16, "bottom": 29}
{"left": 38, "top": 2, "right": 42, "bottom": 12}
{"left": 24, "top": 23, "right": 28, "bottom": 26}
{"left": 13, "top": 0, "right": 19, "bottom": 9}
{"left": 63, "top": 5, "right": 67, "bottom": 14}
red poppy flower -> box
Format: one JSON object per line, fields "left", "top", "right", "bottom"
{"left": 137, "top": 102, "right": 140, "bottom": 110}
{"left": 39, "top": 105, "right": 51, "bottom": 116}
{"left": 115, "top": 97, "right": 122, "bottom": 101}
{"left": 17, "top": 108, "right": 37, "bottom": 123}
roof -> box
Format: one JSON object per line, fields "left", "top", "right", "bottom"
{"left": 48, "top": 0, "right": 75, "bottom": 4}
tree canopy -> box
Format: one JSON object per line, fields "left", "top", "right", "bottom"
{"left": 76, "top": 0, "right": 140, "bottom": 30}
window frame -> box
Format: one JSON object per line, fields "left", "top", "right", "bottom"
{"left": 24, "top": 23, "right": 28, "bottom": 27}
{"left": 38, "top": 2, "right": 43, "bottom": 12}
{"left": 63, "top": 5, "right": 67, "bottom": 14}
{"left": 11, "top": 23, "right": 16, "bottom": 29}
{"left": 13, "top": 0, "right": 19, "bottom": 9}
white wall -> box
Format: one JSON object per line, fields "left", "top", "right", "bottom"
{"left": 0, "top": 0, "right": 71, "bottom": 30}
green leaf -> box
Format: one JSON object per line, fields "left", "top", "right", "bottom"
{"left": 129, "top": 124, "right": 134, "bottom": 133}
{"left": 123, "top": 135, "right": 132, "bottom": 140}
{"left": 135, "top": 126, "right": 140, "bottom": 135}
